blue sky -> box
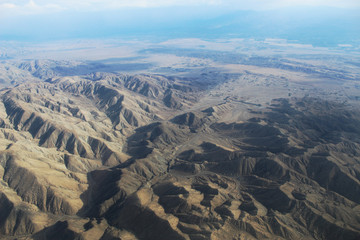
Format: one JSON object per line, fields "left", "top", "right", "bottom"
{"left": 0, "top": 0, "right": 359, "bottom": 45}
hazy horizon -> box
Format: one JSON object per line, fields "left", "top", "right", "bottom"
{"left": 0, "top": 0, "right": 359, "bottom": 47}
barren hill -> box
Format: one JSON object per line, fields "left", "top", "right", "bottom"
{"left": 0, "top": 43, "right": 360, "bottom": 240}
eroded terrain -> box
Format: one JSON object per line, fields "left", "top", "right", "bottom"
{"left": 0, "top": 39, "right": 360, "bottom": 239}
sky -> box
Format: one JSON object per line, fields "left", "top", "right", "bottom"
{"left": 1, "top": 0, "right": 360, "bottom": 15}
{"left": 0, "top": 0, "right": 359, "bottom": 45}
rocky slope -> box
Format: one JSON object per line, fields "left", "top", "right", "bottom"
{"left": 0, "top": 68, "right": 359, "bottom": 240}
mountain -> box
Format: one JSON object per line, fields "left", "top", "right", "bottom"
{"left": 0, "top": 42, "right": 360, "bottom": 239}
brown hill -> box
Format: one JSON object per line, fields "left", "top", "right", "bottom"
{"left": 0, "top": 70, "right": 359, "bottom": 240}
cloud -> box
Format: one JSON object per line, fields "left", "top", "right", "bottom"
{"left": 269, "top": 0, "right": 360, "bottom": 9}
{"left": 59, "top": 0, "right": 360, "bottom": 10}
{"left": 0, "top": 0, "right": 63, "bottom": 17}
{"left": 66, "top": 0, "right": 360, "bottom": 10}
{"left": 1, "top": 3, "right": 16, "bottom": 8}
{"left": 0, "top": 0, "right": 359, "bottom": 17}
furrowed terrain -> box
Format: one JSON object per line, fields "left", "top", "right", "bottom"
{"left": 0, "top": 40, "right": 360, "bottom": 239}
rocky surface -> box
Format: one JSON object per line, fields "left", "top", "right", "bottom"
{"left": 0, "top": 46, "right": 359, "bottom": 240}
